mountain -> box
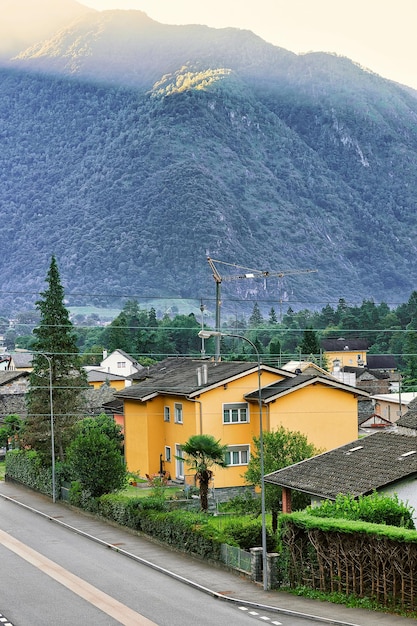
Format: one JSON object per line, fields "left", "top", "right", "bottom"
{"left": 0, "top": 0, "right": 93, "bottom": 60}
{"left": 1, "top": 4, "right": 417, "bottom": 314}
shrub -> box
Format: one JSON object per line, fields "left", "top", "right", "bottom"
{"left": 220, "top": 490, "right": 260, "bottom": 515}
{"left": 306, "top": 492, "right": 415, "bottom": 529}
{"left": 5, "top": 449, "right": 61, "bottom": 499}
{"left": 66, "top": 428, "right": 126, "bottom": 497}
{"left": 224, "top": 518, "right": 276, "bottom": 552}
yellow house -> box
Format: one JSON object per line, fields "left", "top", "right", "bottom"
{"left": 116, "top": 357, "right": 368, "bottom": 490}
{"left": 87, "top": 368, "right": 127, "bottom": 391}
{"left": 322, "top": 337, "right": 369, "bottom": 369}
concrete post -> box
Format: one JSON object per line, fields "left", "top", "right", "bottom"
{"left": 250, "top": 547, "right": 263, "bottom": 583}
{"left": 267, "top": 553, "right": 280, "bottom": 590}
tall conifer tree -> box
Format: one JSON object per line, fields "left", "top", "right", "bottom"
{"left": 25, "top": 256, "right": 87, "bottom": 461}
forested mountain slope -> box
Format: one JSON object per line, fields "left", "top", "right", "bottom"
{"left": 1, "top": 4, "right": 417, "bottom": 313}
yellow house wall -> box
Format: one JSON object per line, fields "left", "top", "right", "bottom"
{"left": 123, "top": 369, "right": 281, "bottom": 487}
{"left": 123, "top": 370, "right": 359, "bottom": 489}
{"left": 193, "top": 370, "right": 281, "bottom": 489}
{"left": 124, "top": 398, "right": 150, "bottom": 476}
{"left": 158, "top": 396, "right": 197, "bottom": 480}
{"left": 269, "top": 384, "right": 358, "bottom": 451}
{"left": 89, "top": 379, "right": 126, "bottom": 391}
{"left": 326, "top": 350, "right": 367, "bottom": 368}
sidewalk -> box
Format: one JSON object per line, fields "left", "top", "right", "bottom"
{"left": 0, "top": 480, "right": 414, "bottom": 626}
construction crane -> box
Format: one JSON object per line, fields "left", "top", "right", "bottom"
{"left": 206, "top": 257, "right": 317, "bottom": 361}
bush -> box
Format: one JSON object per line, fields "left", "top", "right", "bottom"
{"left": 224, "top": 518, "right": 276, "bottom": 552}
{"left": 220, "top": 490, "right": 260, "bottom": 515}
{"left": 5, "top": 449, "right": 62, "bottom": 499}
{"left": 66, "top": 429, "right": 126, "bottom": 497}
{"left": 307, "top": 492, "right": 415, "bottom": 529}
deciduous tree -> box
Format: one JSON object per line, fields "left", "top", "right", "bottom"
{"left": 245, "top": 427, "right": 319, "bottom": 532}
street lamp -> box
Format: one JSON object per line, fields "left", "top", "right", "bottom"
{"left": 198, "top": 330, "right": 268, "bottom": 590}
{"left": 34, "top": 352, "right": 56, "bottom": 503}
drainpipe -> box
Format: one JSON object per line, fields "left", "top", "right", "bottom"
{"left": 187, "top": 397, "right": 203, "bottom": 434}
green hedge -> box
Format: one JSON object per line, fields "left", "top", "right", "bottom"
{"left": 280, "top": 511, "right": 417, "bottom": 542}
{"left": 306, "top": 492, "right": 415, "bottom": 529}
{"left": 68, "top": 489, "right": 232, "bottom": 559}
{"left": 97, "top": 492, "right": 230, "bottom": 559}
{"left": 5, "top": 449, "right": 62, "bottom": 500}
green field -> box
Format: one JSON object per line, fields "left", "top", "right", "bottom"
{"left": 68, "top": 299, "right": 210, "bottom": 322}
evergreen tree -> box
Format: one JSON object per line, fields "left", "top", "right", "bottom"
{"left": 268, "top": 307, "right": 278, "bottom": 324}
{"left": 300, "top": 327, "right": 321, "bottom": 359}
{"left": 25, "top": 256, "right": 87, "bottom": 462}
{"left": 249, "top": 302, "right": 263, "bottom": 327}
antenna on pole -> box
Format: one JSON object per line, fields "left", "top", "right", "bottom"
{"left": 206, "top": 257, "right": 318, "bottom": 360}
{"left": 200, "top": 299, "right": 206, "bottom": 357}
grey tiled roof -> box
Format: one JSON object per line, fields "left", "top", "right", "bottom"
{"left": 0, "top": 371, "right": 30, "bottom": 386}
{"left": 321, "top": 338, "right": 369, "bottom": 351}
{"left": 265, "top": 429, "right": 417, "bottom": 499}
{"left": 397, "top": 410, "right": 417, "bottom": 430}
{"left": 245, "top": 373, "right": 369, "bottom": 402}
{"left": 116, "top": 357, "right": 291, "bottom": 401}
{"left": 10, "top": 352, "right": 33, "bottom": 368}
{"left": 87, "top": 369, "right": 126, "bottom": 382}
{"left": 366, "top": 354, "right": 397, "bottom": 370}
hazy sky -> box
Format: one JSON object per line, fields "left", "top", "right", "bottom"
{"left": 79, "top": 0, "right": 417, "bottom": 90}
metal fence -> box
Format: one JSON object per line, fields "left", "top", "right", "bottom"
{"left": 220, "top": 543, "right": 251, "bottom": 573}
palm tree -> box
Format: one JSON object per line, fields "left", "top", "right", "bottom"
{"left": 179, "top": 434, "right": 227, "bottom": 512}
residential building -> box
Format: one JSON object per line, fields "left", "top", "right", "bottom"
{"left": 0, "top": 371, "right": 29, "bottom": 421}
{"left": 372, "top": 392, "right": 417, "bottom": 424}
{"left": 115, "top": 357, "right": 368, "bottom": 491}
{"left": 265, "top": 411, "right": 417, "bottom": 525}
{"left": 321, "top": 337, "right": 369, "bottom": 369}
{"left": 7, "top": 352, "right": 33, "bottom": 372}
{"left": 100, "top": 349, "right": 142, "bottom": 379}
{"left": 87, "top": 369, "right": 127, "bottom": 391}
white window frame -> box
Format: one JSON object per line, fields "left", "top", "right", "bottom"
{"left": 165, "top": 446, "right": 171, "bottom": 462}
{"left": 164, "top": 406, "right": 170, "bottom": 422}
{"left": 223, "top": 402, "right": 249, "bottom": 424}
{"left": 174, "top": 403, "right": 183, "bottom": 424}
{"left": 225, "top": 445, "right": 250, "bottom": 466}
{"left": 117, "top": 361, "right": 126, "bottom": 368}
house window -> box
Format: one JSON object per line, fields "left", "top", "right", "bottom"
{"left": 165, "top": 446, "right": 171, "bottom": 462}
{"left": 223, "top": 403, "right": 248, "bottom": 424}
{"left": 225, "top": 445, "right": 250, "bottom": 466}
{"left": 174, "top": 403, "right": 183, "bottom": 424}
{"left": 117, "top": 361, "right": 126, "bottom": 368}
{"left": 164, "top": 406, "right": 170, "bottom": 422}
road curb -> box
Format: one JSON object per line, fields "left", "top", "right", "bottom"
{"left": 0, "top": 491, "right": 362, "bottom": 626}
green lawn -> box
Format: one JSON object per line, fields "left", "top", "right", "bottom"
{"left": 0, "top": 461, "right": 5, "bottom": 481}
{"left": 124, "top": 484, "right": 183, "bottom": 498}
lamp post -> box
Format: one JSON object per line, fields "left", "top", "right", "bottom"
{"left": 198, "top": 330, "right": 268, "bottom": 590}
{"left": 34, "top": 352, "right": 56, "bottom": 503}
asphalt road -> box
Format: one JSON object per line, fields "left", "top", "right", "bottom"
{"left": 0, "top": 496, "right": 344, "bottom": 626}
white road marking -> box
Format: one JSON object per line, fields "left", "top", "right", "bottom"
{"left": 0, "top": 528, "right": 157, "bottom": 626}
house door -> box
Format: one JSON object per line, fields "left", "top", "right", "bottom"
{"left": 175, "top": 444, "right": 184, "bottom": 480}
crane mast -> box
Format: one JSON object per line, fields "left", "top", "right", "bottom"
{"left": 206, "top": 257, "right": 317, "bottom": 361}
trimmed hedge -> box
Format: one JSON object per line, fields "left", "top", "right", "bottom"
{"left": 5, "top": 449, "right": 62, "bottom": 500}
{"left": 280, "top": 511, "right": 417, "bottom": 543}
{"left": 70, "top": 489, "right": 233, "bottom": 559}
